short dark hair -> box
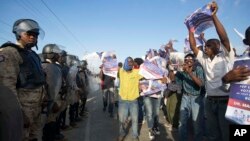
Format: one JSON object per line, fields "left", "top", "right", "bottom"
{"left": 134, "top": 58, "right": 144, "bottom": 66}
{"left": 184, "top": 53, "right": 195, "bottom": 59}
{"left": 118, "top": 62, "right": 123, "bottom": 67}
{"left": 206, "top": 39, "right": 220, "bottom": 47}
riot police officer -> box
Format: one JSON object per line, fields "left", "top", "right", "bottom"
{"left": 67, "top": 56, "right": 82, "bottom": 126}
{"left": 57, "top": 50, "right": 71, "bottom": 131}
{"left": 0, "top": 19, "right": 46, "bottom": 141}
{"left": 78, "top": 60, "right": 89, "bottom": 117}
{"left": 41, "top": 44, "right": 65, "bottom": 141}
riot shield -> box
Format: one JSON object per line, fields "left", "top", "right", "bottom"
{"left": 0, "top": 85, "right": 23, "bottom": 141}
{"left": 42, "top": 63, "right": 62, "bottom": 111}
{"left": 66, "top": 65, "right": 79, "bottom": 104}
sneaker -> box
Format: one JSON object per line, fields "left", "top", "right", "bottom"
{"left": 148, "top": 129, "right": 155, "bottom": 140}
{"left": 153, "top": 127, "right": 160, "bottom": 135}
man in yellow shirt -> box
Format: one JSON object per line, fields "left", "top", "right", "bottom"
{"left": 118, "top": 57, "right": 143, "bottom": 141}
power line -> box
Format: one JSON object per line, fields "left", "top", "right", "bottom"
{"left": 40, "top": 0, "right": 88, "bottom": 53}
{"left": 14, "top": 0, "right": 38, "bottom": 18}
{"left": 0, "top": 20, "right": 12, "bottom": 27}
{"left": 17, "top": 0, "right": 76, "bottom": 45}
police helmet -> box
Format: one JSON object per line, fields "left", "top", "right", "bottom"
{"left": 60, "top": 50, "right": 67, "bottom": 57}
{"left": 66, "top": 54, "right": 79, "bottom": 66}
{"left": 12, "top": 19, "right": 44, "bottom": 40}
{"left": 72, "top": 59, "right": 81, "bottom": 67}
{"left": 42, "top": 44, "right": 62, "bottom": 59}
{"left": 79, "top": 60, "right": 88, "bottom": 69}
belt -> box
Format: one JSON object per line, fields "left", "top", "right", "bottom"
{"left": 207, "top": 96, "right": 229, "bottom": 102}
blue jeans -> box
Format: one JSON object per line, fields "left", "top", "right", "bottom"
{"left": 178, "top": 94, "right": 204, "bottom": 141}
{"left": 118, "top": 99, "right": 139, "bottom": 138}
{"left": 138, "top": 96, "right": 145, "bottom": 123}
{"left": 144, "top": 96, "right": 161, "bottom": 129}
{"left": 205, "top": 97, "right": 230, "bottom": 141}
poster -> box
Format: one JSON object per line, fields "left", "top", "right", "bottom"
{"left": 184, "top": 4, "right": 214, "bottom": 35}
{"left": 139, "top": 80, "right": 167, "bottom": 96}
{"left": 139, "top": 61, "right": 165, "bottom": 79}
{"left": 102, "top": 56, "right": 118, "bottom": 78}
{"left": 225, "top": 58, "right": 250, "bottom": 125}
{"left": 100, "top": 51, "right": 118, "bottom": 78}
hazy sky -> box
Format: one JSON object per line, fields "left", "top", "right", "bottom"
{"left": 0, "top": 0, "right": 249, "bottom": 64}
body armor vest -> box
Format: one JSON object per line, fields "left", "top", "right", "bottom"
{"left": 1, "top": 42, "right": 46, "bottom": 89}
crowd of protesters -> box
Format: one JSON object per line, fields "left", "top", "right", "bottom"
{"left": 1, "top": 1, "right": 250, "bottom": 141}
{"left": 98, "top": 2, "right": 250, "bottom": 141}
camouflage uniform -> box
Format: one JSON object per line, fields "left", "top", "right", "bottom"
{"left": 18, "top": 87, "right": 44, "bottom": 140}
{"left": 0, "top": 45, "right": 44, "bottom": 141}
{"left": 0, "top": 47, "right": 22, "bottom": 95}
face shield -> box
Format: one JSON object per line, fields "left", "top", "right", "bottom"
{"left": 51, "top": 46, "right": 63, "bottom": 54}
{"left": 13, "top": 19, "right": 45, "bottom": 40}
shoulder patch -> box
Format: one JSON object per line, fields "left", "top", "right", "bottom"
{"left": 0, "top": 55, "right": 5, "bottom": 62}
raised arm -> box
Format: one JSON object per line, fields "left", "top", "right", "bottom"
{"left": 211, "top": 1, "right": 231, "bottom": 52}
{"left": 189, "top": 30, "right": 200, "bottom": 56}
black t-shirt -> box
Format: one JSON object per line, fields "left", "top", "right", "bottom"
{"left": 102, "top": 74, "right": 114, "bottom": 89}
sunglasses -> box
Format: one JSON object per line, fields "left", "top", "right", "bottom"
{"left": 184, "top": 56, "right": 193, "bottom": 61}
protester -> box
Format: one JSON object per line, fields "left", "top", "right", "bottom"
{"left": 164, "top": 70, "right": 182, "bottom": 132}
{"left": 117, "top": 57, "right": 143, "bottom": 141}
{"left": 114, "top": 62, "right": 123, "bottom": 108}
{"left": 99, "top": 61, "right": 116, "bottom": 117}
{"left": 222, "top": 26, "right": 250, "bottom": 83}
{"left": 175, "top": 53, "right": 205, "bottom": 141}
{"left": 188, "top": 2, "right": 234, "bottom": 140}
{"left": 143, "top": 51, "right": 168, "bottom": 140}
{"left": 134, "top": 58, "right": 145, "bottom": 125}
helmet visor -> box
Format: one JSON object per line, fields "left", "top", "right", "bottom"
{"left": 14, "top": 20, "right": 45, "bottom": 39}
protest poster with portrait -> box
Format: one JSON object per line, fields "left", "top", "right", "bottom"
{"left": 139, "top": 61, "right": 165, "bottom": 79}
{"left": 169, "top": 52, "right": 185, "bottom": 71}
{"left": 139, "top": 80, "right": 167, "bottom": 96}
{"left": 225, "top": 57, "right": 250, "bottom": 125}
{"left": 184, "top": 3, "right": 214, "bottom": 35}
{"left": 101, "top": 51, "right": 118, "bottom": 78}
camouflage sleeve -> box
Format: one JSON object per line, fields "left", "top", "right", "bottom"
{"left": 0, "top": 47, "right": 22, "bottom": 95}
